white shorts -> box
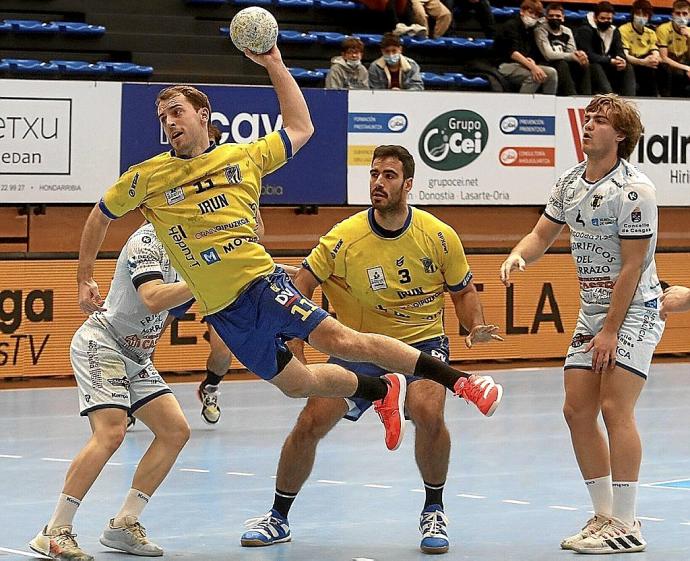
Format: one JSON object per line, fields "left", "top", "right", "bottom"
{"left": 71, "top": 322, "right": 172, "bottom": 416}
{"left": 564, "top": 304, "right": 665, "bottom": 379}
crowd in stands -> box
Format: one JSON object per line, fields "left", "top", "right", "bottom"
{"left": 327, "top": 0, "right": 690, "bottom": 96}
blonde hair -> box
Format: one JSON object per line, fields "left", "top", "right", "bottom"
{"left": 585, "top": 94, "right": 643, "bottom": 159}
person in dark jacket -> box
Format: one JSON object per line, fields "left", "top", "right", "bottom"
{"left": 574, "top": 1, "right": 635, "bottom": 95}
{"left": 494, "top": 0, "right": 558, "bottom": 93}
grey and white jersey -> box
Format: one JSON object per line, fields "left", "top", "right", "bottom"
{"left": 545, "top": 159, "right": 662, "bottom": 314}
{"left": 88, "top": 223, "right": 180, "bottom": 362}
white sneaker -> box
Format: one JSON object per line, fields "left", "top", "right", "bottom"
{"left": 393, "top": 23, "right": 413, "bottom": 36}
{"left": 409, "top": 23, "right": 429, "bottom": 37}
{"left": 560, "top": 514, "right": 609, "bottom": 550}
{"left": 99, "top": 516, "right": 163, "bottom": 556}
{"left": 29, "top": 525, "right": 94, "bottom": 560}
{"left": 572, "top": 517, "right": 646, "bottom": 554}
{"left": 197, "top": 383, "right": 221, "bottom": 425}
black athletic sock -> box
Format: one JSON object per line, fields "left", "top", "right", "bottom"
{"left": 272, "top": 488, "right": 298, "bottom": 519}
{"left": 424, "top": 481, "right": 445, "bottom": 509}
{"left": 202, "top": 369, "right": 225, "bottom": 387}
{"left": 413, "top": 352, "right": 470, "bottom": 391}
{"left": 351, "top": 374, "right": 388, "bottom": 402}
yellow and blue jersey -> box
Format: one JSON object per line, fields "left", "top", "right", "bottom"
{"left": 619, "top": 22, "right": 658, "bottom": 58}
{"left": 304, "top": 207, "right": 472, "bottom": 345}
{"left": 100, "top": 130, "right": 291, "bottom": 316}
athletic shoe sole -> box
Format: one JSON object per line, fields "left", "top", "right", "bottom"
{"left": 240, "top": 535, "right": 291, "bottom": 547}
{"left": 387, "top": 373, "right": 407, "bottom": 451}
{"left": 484, "top": 383, "right": 503, "bottom": 417}
{"left": 99, "top": 537, "right": 163, "bottom": 557}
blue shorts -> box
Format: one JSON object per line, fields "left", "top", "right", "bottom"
{"left": 328, "top": 335, "right": 449, "bottom": 421}
{"left": 205, "top": 268, "right": 329, "bottom": 380}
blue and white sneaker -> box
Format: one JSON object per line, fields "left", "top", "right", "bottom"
{"left": 240, "top": 509, "right": 291, "bottom": 547}
{"left": 420, "top": 504, "right": 449, "bottom": 554}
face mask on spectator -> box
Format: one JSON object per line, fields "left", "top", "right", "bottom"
{"left": 633, "top": 15, "right": 648, "bottom": 28}
{"left": 673, "top": 15, "right": 688, "bottom": 26}
{"left": 547, "top": 18, "right": 561, "bottom": 30}
{"left": 346, "top": 59, "right": 361, "bottom": 68}
{"left": 521, "top": 14, "right": 538, "bottom": 27}
{"left": 596, "top": 20, "right": 612, "bottom": 31}
{"left": 384, "top": 54, "right": 401, "bottom": 65}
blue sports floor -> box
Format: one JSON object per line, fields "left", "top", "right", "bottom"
{"left": 1, "top": 364, "right": 689, "bottom": 560}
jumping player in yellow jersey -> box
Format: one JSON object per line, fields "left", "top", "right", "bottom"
{"left": 240, "top": 145, "right": 502, "bottom": 554}
{"left": 77, "top": 45, "right": 502, "bottom": 461}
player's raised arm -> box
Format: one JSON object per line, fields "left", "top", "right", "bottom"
{"left": 77, "top": 204, "right": 113, "bottom": 314}
{"left": 244, "top": 45, "right": 314, "bottom": 153}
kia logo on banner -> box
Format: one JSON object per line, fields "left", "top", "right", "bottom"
{"left": 0, "top": 97, "right": 72, "bottom": 175}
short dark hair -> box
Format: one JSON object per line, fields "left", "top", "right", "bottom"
{"left": 594, "top": 1, "right": 615, "bottom": 16}
{"left": 673, "top": 0, "right": 690, "bottom": 11}
{"left": 380, "top": 32, "right": 402, "bottom": 49}
{"left": 632, "top": 0, "right": 653, "bottom": 16}
{"left": 341, "top": 36, "right": 365, "bottom": 53}
{"left": 372, "top": 145, "right": 415, "bottom": 179}
{"left": 546, "top": 2, "right": 564, "bottom": 13}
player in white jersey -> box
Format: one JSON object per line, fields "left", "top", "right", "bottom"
{"left": 30, "top": 224, "right": 199, "bottom": 561}
{"left": 501, "top": 94, "right": 662, "bottom": 554}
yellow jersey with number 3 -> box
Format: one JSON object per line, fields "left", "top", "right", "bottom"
{"left": 100, "top": 130, "right": 291, "bottom": 315}
{"left": 304, "top": 207, "right": 472, "bottom": 344}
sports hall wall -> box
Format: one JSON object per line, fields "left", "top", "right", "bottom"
{"left": 1, "top": 79, "right": 689, "bottom": 378}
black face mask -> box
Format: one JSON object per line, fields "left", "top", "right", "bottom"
{"left": 547, "top": 18, "right": 562, "bottom": 30}
{"left": 596, "top": 20, "right": 612, "bottom": 31}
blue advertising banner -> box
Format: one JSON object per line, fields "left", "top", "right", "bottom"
{"left": 120, "top": 84, "right": 347, "bottom": 205}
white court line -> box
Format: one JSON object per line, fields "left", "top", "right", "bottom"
{"left": 641, "top": 477, "right": 690, "bottom": 486}
{"left": 0, "top": 546, "right": 48, "bottom": 558}
{"left": 549, "top": 505, "right": 578, "bottom": 511}
{"left": 502, "top": 499, "right": 530, "bottom": 505}
{"left": 681, "top": 522, "right": 690, "bottom": 526}
{"left": 638, "top": 516, "right": 664, "bottom": 522}
{"left": 106, "top": 462, "right": 123, "bottom": 466}
{"left": 457, "top": 493, "right": 486, "bottom": 499}
{"left": 364, "top": 484, "right": 392, "bottom": 489}
{"left": 410, "top": 488, "right": 425, "bottom": 493}
{"left": 0, "top": 454, "right": 22, "bottom": 459}
{"left": 226, "top": 472, "right": 255, "bottom": 477}
{"left": 40, "top": 457, "right": 71, "bottom": 463}
{"left": 179, "top": 468, "right": 210, "bottom": 473}
{"left": 317, "top": 479, "right": 346, "bottom": 485}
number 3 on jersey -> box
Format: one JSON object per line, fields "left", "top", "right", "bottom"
{"left": 398, "top": 268, "right": 411, "bottom": 284}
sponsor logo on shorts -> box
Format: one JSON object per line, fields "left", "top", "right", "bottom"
{"left": 107, "top": 376, "right": 130, "bottom": 390}
{"left": 570, "top": 333, "right": 593, "bottom": 348}
{"left": 87, "top": 340, "right": 103, "bottom": 389}
{"left": 111, "top": 392, "right": 128, "bottom": 400}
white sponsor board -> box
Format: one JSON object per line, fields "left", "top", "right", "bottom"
{"left": 0, "top": 80, "right": 121, "bottom": 202}
{"left": 347, "top": 90, "right": 557, "bottom": 205}
{"left": 556, "top": 97, "right": 690, "bottom": 206}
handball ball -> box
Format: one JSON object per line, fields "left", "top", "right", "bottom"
{"left": 229, "top": 7, "right": 279, "bottom": 54}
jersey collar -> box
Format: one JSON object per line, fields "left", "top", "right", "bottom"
{"left": 170, "top": 142, "right": 217, "bottom": 159}
{"left": 582, "top": 158, "right": 621, "bottom": 187}
{"left": 368, "top": 207, "right": 413, "bottom": 239}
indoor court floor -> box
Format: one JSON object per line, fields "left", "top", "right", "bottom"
{"left": 1, "top": 364, "right": 689, "bottom": 560}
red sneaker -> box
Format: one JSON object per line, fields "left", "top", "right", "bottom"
{"left": 453, "top": 374, "right": 502, "bottom": 417}
{"left": 373, "top": 373, "right": 407, "bottom": 451}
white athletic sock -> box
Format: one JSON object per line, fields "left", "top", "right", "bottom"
{"left": 47, "top": 493, "right": 81, "bottom": 531}
{"left": 612, "top": 481, "right": 638, "bottom": 527}
{"left": 584, "top": 475, "right": 613, "bottom": 517}
{"left": 113, "top": 488, "right": 150, "bottom": 525}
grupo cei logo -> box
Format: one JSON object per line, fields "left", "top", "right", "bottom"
{"left": 418, "top": 110, "right": 488, "bottom": 170}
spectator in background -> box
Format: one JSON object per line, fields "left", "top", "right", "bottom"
{"left": 657, "top": 0, "right": 690, "bottom": 96}
{"left": 407, "top": 0, "right": 453, "bottom": 38}
{"left": 369, "top": 33, "right": 425, "bottom": 90}
{"left": 326, "top": 37, "right": 370, "bottom": 89}
{"left": 575, "top": 1, "right": 635, "bottom": 96}
{"left": 450, "top": 0, "right": 496, "bottom": 38}
{"left": 535, "top": 3, "right": 591, "bottom": 95}
{"left": 494, "top": 0, "right": 558, "bottom": 94}
{"left": 619, "top": 0, "right": 660, "bottom": 96}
